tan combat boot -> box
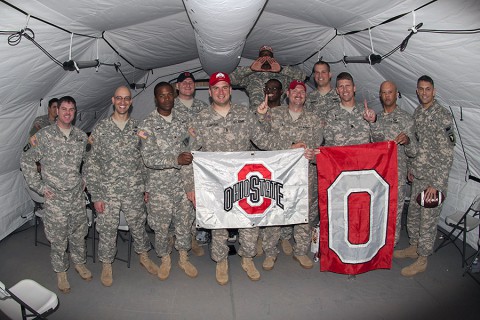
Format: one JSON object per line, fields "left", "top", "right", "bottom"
{"left": 216, "top": 259, "right": 229, "bottom": 285}
{"left": 179, "top": 250, "right": 198, "bottom": 278}
{"left": 158, "top": 255, "right": 171, "bottom": 281}
{"left": 191, "top": 237, "right": 205, "bottom": 257}
{"left": 74, "top": 264, "right": 93, "bottom": 281}
{"left": 393, "top": 245, "right": 419, "bottom": 259}
{"left": 293, "top": 255, "right": 313, "bottom": 269}
{"left": 101, "top": 263, "right": 113, "bottom": 287}
{"left": 241, "top": 257, "right": 261, "bottom": 281}
{"left": 281, "top": 239, "right": 293, "bottom": 256}
{"left": 139, "top": 252, "right": 159, "bottom": 275}
{"left": 262, "top": 256, "right": 276, "bottom": 271}
{"left": 256, "top": 237, "right": 264, "bottom": 256}
{"left": 57, "top": 272, "right": 70, "bottom": 294}
{"left": 401, "top": 256, "right": 428, "bottom": 277}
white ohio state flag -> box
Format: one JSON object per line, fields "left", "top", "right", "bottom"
{"left": 193, "top": 149, "right": 309, "bottom": 229}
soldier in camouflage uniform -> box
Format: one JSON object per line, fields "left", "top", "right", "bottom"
{"left": 255, "top": 79, "right": 294, "bottom": 257}
{"left": 174, "top": 71, "right": 210, "bottom": 257}
{"left": 323, "top": 72, "right": 375, "bottom": 146}
{"left": 84, "top": 86, "right": 158, "bottom": 287}
{"left": 305, "top": 61, "right": 339, "bottom": 123}
{"left": 29, "top": 98, "right": 58, "bottom": 137}
{"left": 370, "top": 81, "right": 417, "bottom": 246}
{"left": 21, "top": 96, "right": 91, "bottom": 294}
{"left": 184, "top": 72, "right": 269, "bottom": 285}
{"left": 139, "top": 82, "right": 198, "bottom": 281}
{"left": 394, "top": 75, "right": 455, "bottom": 277}
{"left": 229, "top": 45, "right": 305, "bottom": 110}
{"left": 255, "top": 80, "right": 323, "bottom": 271}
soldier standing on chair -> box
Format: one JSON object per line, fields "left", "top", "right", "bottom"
{"left": 393, "top": 75, "right": 455, "bottom": 277}
{"left": 84, "top": 86, "right": 159, "bottom": 287}
{"left": 174, "top": 71, "right": 210, "bottom": 257}
{"left": 21, "top": 96, "right": 92, "bottom": 294}
{"left": 138, "top": 82, "right": 198, "bottom": 281}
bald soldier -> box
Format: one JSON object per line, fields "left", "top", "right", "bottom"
{"left": 370, "top": 81, "right": 417, "bottom": 247}
{"left": 85, "top": 86, "right": 158, "bottom": 287}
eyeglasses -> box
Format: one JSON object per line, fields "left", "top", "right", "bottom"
{"left": 114, "top": 96, "right": 132, "bottom": 102}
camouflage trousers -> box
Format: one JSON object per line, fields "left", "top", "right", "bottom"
{"left": 147, "top": 185, "right": 194, "bottom": 257}
{"left": 96, "top": 192, "right": 151, "bottom": 263}
{"left": 43, "top": 185, "right": 88, "bottom": 273}
{"left": 407, "top": 180, "right": 443, "bottom": 256}
{"left": 263, "top": 167, "right": 317, "bottom": 257}
{"left": 211, "top": 227, "right": 259, "bottom": 262}
{"left": 394, "top": 183, "right": 407, "bottom": 247}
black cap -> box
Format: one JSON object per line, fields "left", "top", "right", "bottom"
{"left": 177, "top": 71, "right": 195, "bottom": 83}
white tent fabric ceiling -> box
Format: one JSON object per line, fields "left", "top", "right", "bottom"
{"left": 1, "top": 0, "right": 479, "bottom": 244}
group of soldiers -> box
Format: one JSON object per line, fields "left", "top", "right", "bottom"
{"left": 21, "top": 45, "right": 455, "bottom": 293}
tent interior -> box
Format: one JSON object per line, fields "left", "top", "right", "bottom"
{"left": 1, "top": 0, "right": 479, "bottom": 260}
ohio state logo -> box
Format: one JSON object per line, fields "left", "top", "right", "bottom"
{"left": 224, "top": 163, "right": 284, "bottom": 214}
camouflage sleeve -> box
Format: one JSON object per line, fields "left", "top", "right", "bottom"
{"left": 322, "top": 115, "right": 334, "bottom": 146}
{"left": 138, "top": 124, "right": 180, "bottom": 170}
{"left": 281, "top": 65, "right": 306, "bottom": 82}
{"left": 20, "top": 134, "right": 45, "bottom": 195}
{"left": 84, "top": 127, "right": 104, "bottom": 203}
{"left": 229, "top": 66, "right": 255, "bottom": 87}
{"left": 369, "top": 118, "right": 385, "bottom": 142}
{"left": 404, "top": 117, "right": 417, "bottom": 158}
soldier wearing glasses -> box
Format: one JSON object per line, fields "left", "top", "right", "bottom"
{"left": 85, "top": 86, "right": 158, "bottom": 287}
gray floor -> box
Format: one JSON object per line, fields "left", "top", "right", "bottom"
{"left": 1, "top": 222, "right": 479, "bottom": 320}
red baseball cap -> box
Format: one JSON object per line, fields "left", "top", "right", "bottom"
{"left": 288, "top": 80, "right": 306, "bottom": 91}
{"left": 259, "top": 45, "right": 273, "bottom": 54}
{"left": 209, "top": 72, "right": 231, "bottom": 86}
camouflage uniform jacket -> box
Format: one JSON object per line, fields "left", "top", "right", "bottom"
{"left": 84, "top": 117, "right": 144, "bottom": 203}
{"left": 305, "top": 89, "right": 339, "bottom": 121}
{"left": 256, "top": 105, "right": 324, "bottom": 152}
{"left": 21, "top": 124, "right": 87, "bottom": 194}
{"left": 174, "top": 97, "right": 210, "bottom": 116}
{"left": 184, "top": 103, "right": 270, "bottom": 192}
{"left": 370, "top": 106, "right": 417, "bottom": 184}
{"left": 230, "top": 65, "right": 306, "bottom": 109}
{"left": 323, "top": 102, "right": 372, "bottom": 146}
{"left": 410, "top": 100, "right": 455, "bottom": 193}
{"left": 29, "top": 115, "right": 54, "bottom": 137}
{"left": 139, "top": 109, "right": 191, "bottom": 192}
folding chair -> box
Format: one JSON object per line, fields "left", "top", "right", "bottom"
{"left": 24, "top": 186, "right": 49, "bottom": 247}
{"left": 115, "top": 210, "right": 133, "bottom": 268}
{"left": 92, "top": 210, "right": 133, "bottom": 268}
{"left": 435, "top": 196, "right": 480, "bottom": 267}
{"left": 0, "top": 279, "right": 58, "bottom": 320}
{"left": 463, "top": 238, "right": 480, "bottom": 285}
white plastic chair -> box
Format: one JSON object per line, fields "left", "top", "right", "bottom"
{"left": 24, "top": 186, "right": 48, "bottom": 247}
{"left": 0, "top": 279, "right": 58, "bottom": 320}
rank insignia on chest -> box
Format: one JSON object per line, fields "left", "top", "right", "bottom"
{"left": 137, "top": 130, "right": 149, "bottom": 139}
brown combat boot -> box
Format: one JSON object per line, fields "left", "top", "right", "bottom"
{"left": 293, "top": 255, "right": 313, "bottom": 269}
{"left": 191, "top": 237, "right": 205, "bottom": 257}
{"left": 241, "top": 257, "right": 261, "bottom": 281}
{"left": 57, "top": 272, "right": 70, "bottom": 294}
{"left": 256, "top": 237, "right": 264, "bottom": 256}
{"left": 262, "top": 256, "right": 276, "bottom": 271}
{"left": 74, "top": 264, "right": 93, "bottom": 281}
{"left": 139, "top": 252, "right": 159, "bottom": 275}
{"left": 281, "top": 239, "right": 293, "bottom": 256}
{"left": 158, "top": 255, "right": 171, "bottom": 281}
{"left": 393, "top": 245, "right": 419, "bottom": 259}
{"left": 401, "top": 256, "right": 428, "bottom": 277}
{"left": 100, "top": 263, "right": 113, "bottom": 287}
{"left": 216, "top": 259, "right": 229, "bottom": 285}
{"left": 179, "top": 250, "right": 198, "bottom": 278}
